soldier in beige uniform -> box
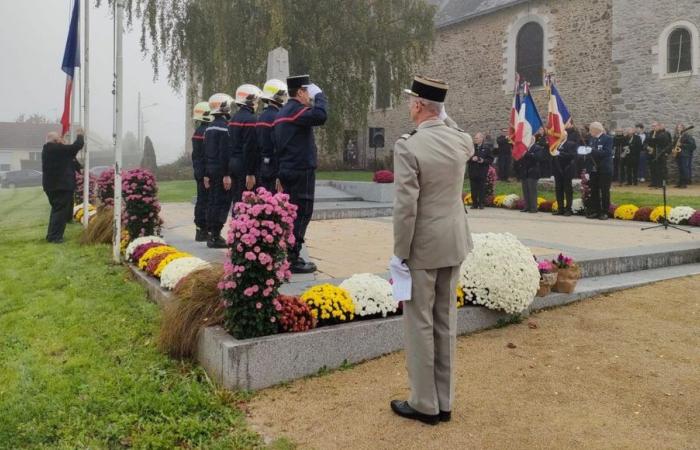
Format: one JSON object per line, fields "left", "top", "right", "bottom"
{"left": 390, "top": 76, "right": 474, "bottom": 425}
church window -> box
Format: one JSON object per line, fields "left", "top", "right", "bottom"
{"left": 516, "top": 22, "right": 544, "bottom": 87}
{"left": 668, "top": 28, "right": 692, "bottom": 73}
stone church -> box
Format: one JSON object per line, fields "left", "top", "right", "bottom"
{"left": 367, "top": 0, "right": 700, "bottom": 181}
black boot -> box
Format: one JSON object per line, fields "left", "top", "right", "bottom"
{"left": 290, "top": 256, "right": 317, "bottom": 274}
{"left": 207, "top": 234, "right": 227, "bottom": 249}
{"left": 195, "top": 228, "right": 209, "bottom": 242}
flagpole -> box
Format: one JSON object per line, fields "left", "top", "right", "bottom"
{"left": 112, "top": 0, "right": 124, "bottom": 263}
{"left": 81, "top": 0, "right": 90, "bottom": 227}
{"left": 70, "top": 0, "right": 77, "bottom": 144}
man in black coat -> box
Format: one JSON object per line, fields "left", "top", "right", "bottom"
{"left": 520, "top": 135, "right": 547, "bottom": 213}
{"left": 553, "top": 124, "right": 580, "bottom": 216}
{"left": 586, "top": 122, "right": 613, "bottom": 220}
{"left": 495, "top": 128, "right": 512, "bottom": 181}
{"left": 468, "top": 132, "right": 494, "bottom": 209}
{"left": 42, "top": 129, "right": 85, "bottom": 243}
{"left": 622, "top": 127, "right": 643, "bottom": 186}
{"left": 647, "top": 122, "right": 672, "bottom": 188}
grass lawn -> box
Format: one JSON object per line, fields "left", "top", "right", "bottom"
{"left": 0, "top": 187, "right": 290, "bottom": 449}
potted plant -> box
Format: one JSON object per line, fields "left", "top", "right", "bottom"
{"left": 551, "top": 253, "right": 581, "bottom": 294}
{"left": 536, "top": 259, "right": 558, "bottom": 297}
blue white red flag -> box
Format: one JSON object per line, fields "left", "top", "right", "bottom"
{"left": 545, "top": 74, "right": 571, "bottom": 154}
{"left": 508, "top": 74, "right": 521, "bottom": 143}
{"left": 60, "top": 0, "right": 81, "bottom": 136}
{"left": 513, "top": 83, "right": 543, "bottom": 161}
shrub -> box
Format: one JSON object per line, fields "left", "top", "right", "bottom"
{"left": 219, "top": 188, "right": 297, "bottom": 339}
{"left": 539, "top": 200, "right": 554, "bottom": 212}
{"left": 650, "top": 206, "right": 672, "bottom": 223}
{"left": 74, "top": 170, "right": 97, "bottom": 205}
{"left": 515, "top": 199, "right": 526, "bottom": 211}
{"left": 633, "top": 206, "right": 653, "bottom": 222}
{"left": 300, "top": 284, "right": 355, "bottom": 325}
{"left": 668, "top": 206, "right": 696, "bottom": 225}
{"left": 339, "top": 273, "right": 396, "bottom": 318}
{"left": 614, "top": 204, "right": 638, "bottom": 220}
{"left": 130, "top": 241, "right": 167, "bottom": 263}
{"left": 463, "top": 193, "right": 472, "bottom": 205}
{"left": 121, "top": 168, "right": 163, "bottom": 241}
{"left": 96, "top": 168, "right": 116, "bottom": 207}
{"left": 373, "top": 170, "right": 394, "bottom": 183}
{"left": 274, "top": 295, "right": 316, "bottom": 333}
{"left": 689, "top": 211, "right": 700, "bottom": 227}
{"left": 485, "top": 166, "right": 497, "bottom": 197}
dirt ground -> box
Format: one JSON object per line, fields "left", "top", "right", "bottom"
{"left": 246, "top": 276, "right": 700, "bottom": 450}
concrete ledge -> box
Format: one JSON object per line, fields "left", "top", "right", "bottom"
{"left": 129, "top": 261, "right": 700, "bottom": 391}
{"left": 328, "top": 180, "right": 394, "bottom": 203}
{"left": 312, "top": 202, "right": 393, "bottom": 221}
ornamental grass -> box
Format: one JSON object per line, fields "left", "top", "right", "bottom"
{"left": 158, "top": 264, "right": 225, "bottom": 359}
{"left": 79, "top": 206, "right": 114, "bottom": 245}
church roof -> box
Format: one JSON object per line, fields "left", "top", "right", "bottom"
{"left": 428, "top": 0, "right": 528, "bottom": 28}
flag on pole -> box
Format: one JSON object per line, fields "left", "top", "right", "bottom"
{"left": 545, "top": 74, "right": 572, "bottom": 154}
{"left": 508, "top": 73, "right": 521, "bottom": 142}
{"left": 60, "top": 0, "right": 81, "bottom": 136}
{"left": 513, "top": 83, "right": 544, "bottom": 161}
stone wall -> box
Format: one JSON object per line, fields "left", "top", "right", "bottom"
{"left": 611, "top": 0, "right": 700, "bottom": 182}
{"left": 367, "top": 0, "right": 614, "bottom": 167}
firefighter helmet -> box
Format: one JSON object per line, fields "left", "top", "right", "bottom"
{"left": 234, "top": 84, "right": 263, "bottom": 107}
{"left": 192, "top": 101, "right": 213, "bottom": 122}
{"left": 208, "top": 93, "right": 234, "bottom": 115}
{"left": 261, "top": 79, "right": 288, "bottom": 105}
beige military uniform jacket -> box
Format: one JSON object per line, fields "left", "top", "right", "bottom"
{"left": 393, "top": 118, "right": 475, "bottom": 270}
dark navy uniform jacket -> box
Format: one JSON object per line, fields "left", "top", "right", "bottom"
{"left": 256, "top": 104, "right": 281, "bottom": 178}
{"left": 204, "top": 115, "right": 232, "bottom": 178}
{"left": 586, "top": 133, "right": 613, "bottom": 175}
{"left": 191, "top": 123, "right": 208, "bottom": 180}
{"left": 228, "top": 105, "right": 258, "bottom": 177}
{"left": 274, "top": 94, "right": 328, "bottom": 174}
{"left": 467, "top": 142, "right": 494, "bottom": 178}
{"left": 554, "top": 128, "right": 580, "bottom": 178}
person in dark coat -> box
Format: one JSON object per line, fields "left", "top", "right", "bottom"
{"left": 622, "top": 127, "right": 643, "bottom": 186}
{"left": 42, "top": 129, "right": 85, "bottom": 243}
{"left": 468, "top": 132, "right": 494, "bottom": 209}
{"left": 229, "top": 84, "right": 262, "bottom": 203}
{"left": 673, "top": 123, "right": 695, "bottom": 188}
{"left": 191, "top": 102, "right": 212, "bottom": 242}
{"left": 520, "top": 135, "right": 547, "bottom": 213}
{"left": 275, "top": 74, "right": 328, "bottom": 274}
{"left": 257, "top": 79, "right": 288, "bottom": 193}
{"left": 203, "top": 93, "right": 234, "bottom": 248}
{"left": 553, "top": 124, "right": 580, "bottom": 216}
{"left": 646, "top": 122, "right": 672, "bottom": 188}
{"left": 586, "top": 122, "right": 614, "bottom": 220}
{"left": 495, "top": 128, "right": 512, "bottom": 181}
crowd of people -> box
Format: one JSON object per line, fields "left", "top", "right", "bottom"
{"left": 467, "top": 121, "right": 696, "bottom": 219}
{"left": 189, "top": 75, "right": 327, "bottom": 274}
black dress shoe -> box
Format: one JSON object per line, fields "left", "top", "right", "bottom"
{"left": 195, "top": 228, "right": 209, "bottom": 242}
{"left": 47, "top": 238, "right": 64, "bottom": 244}
{"left": 390, "top": 400, "right": 440, "bottom": 425}
{"left": 207, "top": 235, "right": 227, "bottom": 248}
{"left": 439, "top": 410, "right": 451, "bottom": 422}
{"left": 598, "top": 213, "right": 608, "bottom": 220}
{"left": 586, "top": 213, "right": 598, "bottom": 219}
{"left": 552, "top": 211, "right": 564, "bottom": 216}
{"left": 520, "top": 209, "right": 529, "bottom": 213}
{"left": 563, "top": 210, "right": 573, "bottom": 217}
{"left": 470, "top": 205, "right": 478, "bottom": 210}
{"left": 478, "top": 205, "right": 485, "bottom": 210}
{"left": 290, "top": 257, "right": 317, "bottom": 274}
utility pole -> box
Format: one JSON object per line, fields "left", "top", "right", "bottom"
{"left": 81, "top": 0, "right": 90, "bottom": 227}
{"left": 137, "top": 91, "right": 142, "bottom": 151}
{"left": 112, "top": 0, "right": 124, "bottom": 263}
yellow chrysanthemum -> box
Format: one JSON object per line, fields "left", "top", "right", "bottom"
{"left": 650, "top": 205, "right": 672, "bottom": 223}
{"left": 463, "top": 193, "right": 472, "bottom": 205}
{"left": 300, "top": 284, "right": 355, "bottom": 324}
{"left": 537, "top": 197, "right": 547, "bottom": 207}
{"left": 153, "top": 252, "right": 191, "bottom": 277}
{"left": 456, "top": 285, "right": 465, "bottom": 308}
{"left": 138, "top": 245, "right": 177, "bottom": 269}
{"left": 551, "top": 201, "right": 559, "bottom": 212}
{"left": 614, "top": 204, "right": 639, "bottom": 220}
{"left": 493, "top": 195, "right": 507, "bottom": 207}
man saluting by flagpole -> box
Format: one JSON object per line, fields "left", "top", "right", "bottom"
{"left": 390, "top": 76, "right": 474, "bottom": 425}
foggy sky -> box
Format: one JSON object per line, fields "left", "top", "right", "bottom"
{"left": 0, "top": 1, "right": 186, "bottom": 164}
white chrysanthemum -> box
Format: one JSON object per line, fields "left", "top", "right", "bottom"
{"left": 459, "top": 232, "right": 539, "bottom": 314}
{"left": 571, "top": 198, "right": 585, "bottom": 214}
{"left": 502, "top": 194, "right": 520, "bottom": 209}
{"left": 339, "top": 273, "right": 397, "bottom": 318}
{"left": 668, "top": 206, "right": 696, "bottom": 224}
{"left": 125, "top": 235, "right": 166, "bottom": 260}
{"left": 160, "top": 257, "right": 210, "bottom": 290}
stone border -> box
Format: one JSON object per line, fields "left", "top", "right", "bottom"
{"left": 128, "top": 261, "right": 700, "bottom": 391}
{"left": 327, "top": 180, "right": 394, "bottom": 203}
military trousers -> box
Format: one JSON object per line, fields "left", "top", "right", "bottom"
{"left": 403, "top": 265, "right": 460, "bottom": 415}
{"left": 279, "top": 169, "right": 315, "bottom": 260}
{"left": 45, "top": 189, "right": 74, "bottom": 242}
{"left": 206, "top": 176, "right": 233, "bottom": 235}
{"left": 194, "top": 178, "right": 208, "bottom": 230}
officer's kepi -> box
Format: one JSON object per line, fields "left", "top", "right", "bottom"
{"left": 404, "top": 75, "right": 448, "bottom": 102}
{"left": 287, "top": 74, "right": 311, "bottom": 90}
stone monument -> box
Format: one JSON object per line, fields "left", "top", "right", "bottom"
{"left": 266, "top": 47, "right": 290, "bottom": 81}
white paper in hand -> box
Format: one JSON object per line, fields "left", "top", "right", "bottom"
{"left": 389, "top": 256, "right": 412, "bottom": 302}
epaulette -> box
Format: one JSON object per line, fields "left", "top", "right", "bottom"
{"left": 399, "top": 129, "right": 418, "bottom": 140}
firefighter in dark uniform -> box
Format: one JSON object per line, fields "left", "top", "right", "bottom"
{"left": 467, "top": 132, "right": 493, "bottom": 209}
{"left": 274, "top": 74, "right": 328, "bottom": 274}
{"left": 257, "top": 79, "right": 288, "bottom": 193}
{"left": 204, "top": 93, "right": 234, "bottom": 248}
{"left": 191, "top": 101, "right": 213, "bottom": 241}
{"left": 229, "top": 84, "right": 263, "bottom": 202}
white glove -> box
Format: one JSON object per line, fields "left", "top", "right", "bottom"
{"left": 306, "top": 83, "right": 322, "bottom": 98}
{"left": 389, "top": 255, "right": 412, "bottom": 302}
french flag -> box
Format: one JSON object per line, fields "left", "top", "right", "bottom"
{"left": 60, "top": 0, "right": 80, "bottom": 136}
{"left": 545, "top": 75, "right": 572, "bottom": 154}
{"left": 508, "top": 74, "right": 521, "bottom": 143}
{"left": 512, "top": 83, "right": 543, "bottom": 161}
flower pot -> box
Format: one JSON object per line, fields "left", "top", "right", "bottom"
{"left": 552, "top": 265, "right": 581, "bottom": 294}
{"left": 536, "top": 281, "right": 551, "bottom": 297}
{"left": 541, "top": 272, "right": 558, "bottom": 287}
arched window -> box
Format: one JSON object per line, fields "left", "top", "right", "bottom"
{"left": 516, "top": 22, "right": 544, "bottom": 87}
{"left": 668, "top": 28, "right": 692, "bottom": 73}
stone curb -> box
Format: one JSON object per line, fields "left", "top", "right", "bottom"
{"left": 127, "top": 261, "right": 700, "bottom": 391}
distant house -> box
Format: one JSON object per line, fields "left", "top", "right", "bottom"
{"left": 0, "top": 122, "right": 60, "bottom": 172}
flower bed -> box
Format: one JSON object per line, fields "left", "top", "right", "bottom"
{"left": 121, "top": 168, "right": 163, "bottom": 240}
{"left": 339, "top": 273, "right": 396, "bottom": 318}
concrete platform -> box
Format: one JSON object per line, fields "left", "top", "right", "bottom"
{"left": 129, "top": 262, "right": 700, "bottom": 391}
